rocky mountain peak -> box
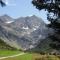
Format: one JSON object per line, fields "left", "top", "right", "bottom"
{"left": 0, "top": 14, "right": 14, "bottom": 24}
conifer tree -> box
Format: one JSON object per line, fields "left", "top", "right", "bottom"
{"left": 0, "top": 0, "right": 6, "bottom": 7}
{"left": 32, "top": 0, "right": 60, "bottom": 50}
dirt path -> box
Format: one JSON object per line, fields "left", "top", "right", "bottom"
{"left": 0, "top": 53, "right": 25, "bottom": 60}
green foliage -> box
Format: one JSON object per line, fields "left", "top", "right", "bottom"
{"left": 32, "top": 0, "right": 60, "bottom": 51}
{"left": 0, "top": 0, "right": 6, "bottom": 7}
{"left": 29, "top": 38, "right": 54, "bottom": 53}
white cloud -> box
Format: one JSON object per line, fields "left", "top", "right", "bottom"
{"left": 5, "top": 0, "right": 9, "bottom": 5}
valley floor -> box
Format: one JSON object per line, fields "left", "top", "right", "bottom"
{"left": 0, "top": 50, "right": 60, "bottom": 60}
{"left": 0, "top": 50, "right": 32, "bottom": 60}
{"left": 0, "top": 50, "right": 21, "bottom": 57}
{"left": 0, "top": 53, "right": 25, "bottom": 60}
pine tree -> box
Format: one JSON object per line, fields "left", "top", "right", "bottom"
{"left": 32, "top": 0, "right": 60, "bottom": 50}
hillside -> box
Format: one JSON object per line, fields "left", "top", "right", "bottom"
{"left": 0, "top": 38, "right": 16, "bottom": 50}
{"left": 29, "top": 37, "right": 60, "bottom": 54}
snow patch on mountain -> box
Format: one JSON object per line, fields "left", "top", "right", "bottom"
{"left": 33, "top": 26, "right": 40, "bottom": 31}
{"left": 22, "top": 26, "right": 29, "bottom": 30}
{"left": 5, "top": 21, "right": 14, "bottom": 24}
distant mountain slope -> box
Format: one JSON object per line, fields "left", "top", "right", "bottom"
{"left": 0, "top": 15, "right": 51, "bottom": 50}
{"left": 29, "top": 38, "right": 52, "bottom": 52}
{"left": 0, "top": 38, "right": 16, "bottom": 50}
{"left": 29, "top": 37, "right": 60, "bottom": 54}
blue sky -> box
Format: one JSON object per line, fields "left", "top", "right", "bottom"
{"left": 0, "top": 0, "right": 49, "bottom": 23}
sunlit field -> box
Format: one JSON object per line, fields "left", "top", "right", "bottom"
{"left": 0, "top": 50, "right": 21, "bottom": 57}
{"left": 0, "top": 51, "right": 32, "bottom": 60}
{"left": 0, "top": 51, "right": 60, "bottom": 60}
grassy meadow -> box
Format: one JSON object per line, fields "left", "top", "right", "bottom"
{"left": 0, "top": 50, "right": 21, "bottom": 57}
{"left": 0, "top": 50, "right": 60, "bottom": 60}
{"left": 1, "top": 53, "right": 32, "bottom": 60}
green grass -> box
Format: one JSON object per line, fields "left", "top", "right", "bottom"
{"left": 0, "top": 50, "right": 32, "bottom": 60}
{"left": 0, "top": 53, "right": 32, "bottom": 60}
{"left": 0, "top": 50, "right": 21, "bottom": 57}
{"left": 0, "top": 50, "right": 60, "bottom": 60}
{"left": 1, "top": 53, "right": 60, "bottom": 60}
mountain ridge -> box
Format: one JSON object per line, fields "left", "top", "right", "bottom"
{"left": 0, "top": 14, "right": 50, "bottom": 50}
